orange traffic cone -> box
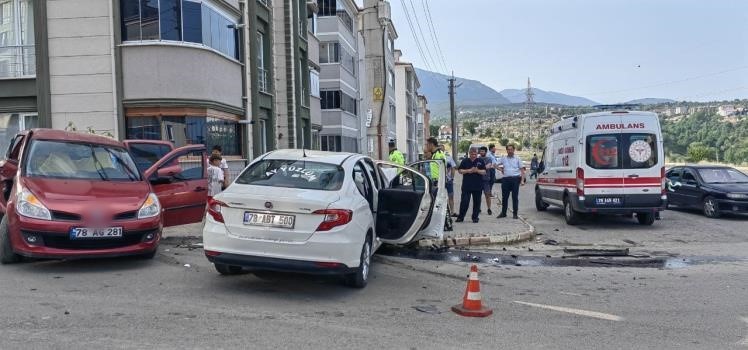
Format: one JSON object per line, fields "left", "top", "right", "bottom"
{"left": 451, "top": 264, "right": 493, "bottom": 317}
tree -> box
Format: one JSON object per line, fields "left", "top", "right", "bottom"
{"left": 499, "top": 138, "right": 509, "bottom": 147}
{"left": 687, "top": 142, "right": 712, "bottom": 162}
{"left": 429, "top": 125, "right": 440, "bottom": 137}
{"left": 480, "top": 127, "right": 494, "bottom": 138}
{"left": 458, "top": 140, "right": 472, "bottom": 154}
{"left": 463, "top": 121, "right": 478, "bottom": 135}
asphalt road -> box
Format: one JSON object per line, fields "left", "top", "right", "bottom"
{"left": 1, "top": 184, "right": 747, "bottom": 349}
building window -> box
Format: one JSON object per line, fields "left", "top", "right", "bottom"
{"left": 320, "top": 41, "right": 354, "bottom": 75}
{"left": 0, "top": 112, "right": 37, "bottom": 153}
{"left": 257, "top": 31, "right": 269, "bottom": 93}
{"left": 388, "top": 69, "right": 395, "bottom": 88}
{"left": 317, "top": 0, "right": 353, "bottom": 32}
{"left": 301, "top": 57, "right": 310, "bottom": 107}
{"left": 126, "top": 115, "right": 241, "bottom": 155}
{"left": 321, "top": 90, "right": 356, "bottom": 115}
{"left": 0, "top": 0, "right": 35, "bottom": 78}
{"left": 120, "top": 0, "right": 238, "bottom": 60}
{"left": 310, "top": 70, "right": 320, "bottom": 98}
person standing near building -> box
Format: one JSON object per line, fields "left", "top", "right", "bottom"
{"left": 530, "top": 153, "right": 539, "bottom": 179}
{"left": 439, "top": 145, "right": 457, "bottom": 216}
{"left": 207, "top": 155, "right": 225, "bottom": 199}
{"left": 479, "top": 146, "right": 496, "bottom": 215}
{"left": 426, "top": 137, "right": 446, "bottom": 186}
{"left": 456, "top": 147, "right": 486, "bottom": 223}
{"left": 497, "top": 144, "right": 526, "bottom": 219}
{"left": 388, "top": 140, "right": 405, "bottom": 166}
{"left": 211, "top": 145, "right": 230, "bottom": 190}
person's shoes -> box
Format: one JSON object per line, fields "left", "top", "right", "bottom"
{"left": 513, "top": 215, "right": 519, "bottom": 219}
{"left": 487, "top": 209, "right": 493, "bottom": 215}
{"left": 451, "top": 213, "right": 459, "bottom": 218}
{"left": 472, "top": 219, "right": 479, "bottom": 223}
{"left": 497, "top": 213, "right": 507, "bottom": 218}
{"left": 455, "top": 218, "right": 464, "bottom": 223}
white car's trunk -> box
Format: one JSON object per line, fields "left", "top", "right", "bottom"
{"left": 218, "top": 185, "right": 340, "bottom": 242}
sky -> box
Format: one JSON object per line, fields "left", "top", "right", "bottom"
{"left": 373, "top": 0, "right": 748, "bottom": 103}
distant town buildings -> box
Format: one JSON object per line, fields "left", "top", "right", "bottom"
{"left": 718, "top": 105, "right": 736, "bottom": 117}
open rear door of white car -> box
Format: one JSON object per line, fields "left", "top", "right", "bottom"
{"left": 407, "top": 160, "right": 447, "bottom": 241}
{"left": 374, "top": 161, "right": 434, "bottom": 245}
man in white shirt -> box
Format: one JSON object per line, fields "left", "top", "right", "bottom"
{"left": 496, "top": 144, "right": 526, "bottom": 219}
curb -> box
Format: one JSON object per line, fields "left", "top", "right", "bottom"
{"left": 418, "top": 216, "right": 536, "bottom": 248}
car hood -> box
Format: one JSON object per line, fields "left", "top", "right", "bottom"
{"left": 703, "top": 183, "right": 748, "bottom": 193}
{"left": 22, "top": 177, "right": 151, "bottom": 218}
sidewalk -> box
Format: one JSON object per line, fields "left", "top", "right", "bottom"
{"left": 418, "top": 175, "right": 535, "bottom": 247}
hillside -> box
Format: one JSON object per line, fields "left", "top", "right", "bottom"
{"left": 625, "top": 98, "right": 677, "bottom": 105}
{"left": 500, "top": 88, "right": 599, "bottom": 106}
{"left": 415, "top": 68, "right": 511, "bottom": 107}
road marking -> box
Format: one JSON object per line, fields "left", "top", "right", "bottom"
{"left": 514, "top": 301, "right": 624, "bottom": 321}
{"left": 739, "top": 317, "right": 748, "bottom": 346}
{"left": 559, "top": 291, "right": 584, "bottom": 297}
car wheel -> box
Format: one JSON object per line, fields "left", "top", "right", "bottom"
{"left": 214, "top": 263, "right": 244, "bottom": 275}
{"left": 535, "top": 190, "right": 549, "bottom": 211}
{"left": 345, "top": 235, "right": 371, "bottom": 289}
{"left": 636, "top": 212, "right": 655, "bottom": 226}
{"left": 563, "top": 196, "right": 580, "bottom": 226}
{"left": 0, "top": 215, "right": 21, "bottom": 264}
{"left": 138, "top": 248, "right": 157, "bottom": 260}
{"left": 703, "top": 196, "right": 721, "bottom": 218}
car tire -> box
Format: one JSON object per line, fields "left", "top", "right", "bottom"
{"left": 138, "top": 248, "right": 157, "bottom": 260}
{"left": 636, "top": 212, "right": 655, "bottom": 226}
{"left": 535, "top": 190, "right": 549, "bottom": 211}
{"left": 703, "top": 196, "right": 721, "bottom": 219}
{"left": 0, "top": 215, "right": 21, "bottom": 265}
{"left": 214, "top": 263, "right": 244, "bottom": 275}
{"left": 345, "top": 235, "right": 371, "bottom": 289}
{"left": 563, "top": 196, "right": 580, "bottom": 226}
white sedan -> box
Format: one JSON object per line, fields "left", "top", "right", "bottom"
{"left": 202, "top": 150, "right": 447, "bottom": 288}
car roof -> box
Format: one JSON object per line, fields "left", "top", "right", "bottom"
{"left": 262, "top": 149, "right": 362, "bottom": 165}
{"left": 580, "top": 110, "right": 658, "bottom": 118}
{"left": 29, "top": 128, "right": 123, "bottom": 148}
{"left": 124, "top": 139, "right": 174, "bottom": 147}
{"left": 681, "top": 165, "right": 736, "bottom": 170}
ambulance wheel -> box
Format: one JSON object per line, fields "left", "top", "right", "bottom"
{"left": 703, "top": 196, "right": 721, "bottom": 219}
{"left": 636, "top": 212, "right": 655, "bottom": 226}
{"left": 563, "top": 197, "right": 580, "bottom": 226}
{"left": 535, "top": 190, "right": 549, "bottom": 211}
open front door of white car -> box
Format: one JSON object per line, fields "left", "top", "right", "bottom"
{"left": 407, "top": 160, "right": 447, "bottom": 241}
{"left": 373, "top": 161, "right": 435, "bottom": 245}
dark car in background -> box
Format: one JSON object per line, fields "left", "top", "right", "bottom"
{"left": 665, "top": 165, "right": 748, "bottom": 218}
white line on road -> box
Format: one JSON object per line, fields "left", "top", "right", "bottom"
{"left": 739, "top": 317, "right": 748, "bottom": 347}
{"left": 514, "top": 301, "right": 624, "bottom": 321}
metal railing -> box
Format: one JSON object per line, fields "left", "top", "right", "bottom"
{"left": 0, "top": 45, "right": 36, "bottom": 79}
{"left": 258, "top": 68, "right": 270, "bottom": 93}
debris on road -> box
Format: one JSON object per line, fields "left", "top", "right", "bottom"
{"left": 622, "top": 239, "right": 638, "bottom": 246}
{"left": 184, "top": 264, "right": 191, "bottom": 268}
{"left": 544, "top": 239, "right": 559, "bottom": 246}
{"left": 413, "top": 305, "right": 440, "bottom": 314}
{"left": 563, "top": 248, "right": 630, "bottom": 257}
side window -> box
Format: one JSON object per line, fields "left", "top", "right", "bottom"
{"left": 666, "top": 169, "right": 681, "bottom": 181}
{"left": 682, "top": 170, "right": 696, "bottom": 182}
{"left": 362, "top": 158, "right": 382, "bottom": 190}
{"left": 353, "top": 162, "right": 373, "bottom": 204}
{"left": 158, "top": 150, "right": 205, "bottom": 182}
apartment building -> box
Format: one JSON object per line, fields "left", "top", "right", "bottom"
{"left": 0, "top": 0, "right": 278, "bottom": 164}
{"left": 273, "top": 0, "right": 312, "bottom": 150}
{"left": 394, "top": 50, "right": 419, "bottom": 162}
{"left": 315, "top": 0, "right": 362, "bottom": 153}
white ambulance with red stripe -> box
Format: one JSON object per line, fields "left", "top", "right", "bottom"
{"left": 535, "top": 108, "right": 666, "bottom": 225}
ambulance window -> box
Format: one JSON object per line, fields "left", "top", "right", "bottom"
{"left": 587, "top": 135, "right": 620, "bottom": 169}
{"left": 624, "top": 134, "right": 657, "bottom": 169}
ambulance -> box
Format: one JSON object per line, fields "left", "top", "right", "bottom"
{"left": 535, "top": 108, "right": 666, "bottom": 225}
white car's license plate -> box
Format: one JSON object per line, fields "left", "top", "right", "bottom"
{"left": 69, "top": 227, "right": 123, "bottom": 239}
{"left": 243, "top": 212, "right": 295, "bottom": 229}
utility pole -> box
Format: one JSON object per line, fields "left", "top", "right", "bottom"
{"left": 448, "top": 72, "right": 461, "bottom": 162}
{"left": 525, "top": 77, "right": 535, "bottom": 147}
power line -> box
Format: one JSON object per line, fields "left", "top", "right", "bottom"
{"left": 420, "top": 0, "right": 449, "bottom": 73}
{"left": 406, "top": 0, "right": 442, "bottom": 74}
{"left": 398, "top": 0, "right": 436, "bottom": 72}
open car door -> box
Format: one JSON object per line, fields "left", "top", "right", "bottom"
{"left": 374, "top": 161, "right": 444, "bottom": 244}
{"left": 144, "top": 145, "right": 208, "bottom": 227}
{"left": 407, "top": 159, "right": 448, "bottom": 240}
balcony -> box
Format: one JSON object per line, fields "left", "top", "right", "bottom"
{"left": 0, "top": 45, "right": 36, "bottom": 79}
{"left": 258, "top": 68, "right": 270, "bottom": 93}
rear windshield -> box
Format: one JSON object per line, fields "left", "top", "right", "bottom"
{"left": 235, "top": 159, "right": 344, "bottom": 191}
{"left": 586, "top": 133, "right": 658, "bottom": 169}
{"left": 697, "top": 168, "right": 748, "bottom": 184}
{"left": 128, "top": 143, "right": 173, "bottom": 173}
{"left": 25, "top": 140, "right": 141, "bottom": 181}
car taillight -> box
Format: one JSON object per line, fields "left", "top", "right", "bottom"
{"left": 576, "top": 167, "right": 585, "bottom": 197}
{"left": 207, "top": 198, "right": 226, "bottom": 223}
{"left": 313, "top": 209, "right": 353, "bottom": 232}
{"left": 661, "top": 166, "right": 667, "bottom": 197}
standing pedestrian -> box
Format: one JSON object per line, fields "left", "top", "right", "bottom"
{"left": 456, "top": 147, "right": 486, "bottom": 223}
{"left": 530, "top": 153, "right": 539, "bottom": 179}
{"left": 479, "top": 146, "right": 495, "bottom": 215}
{"left": 388, "top": 140, "right": 405, "bottom": 166}
{"left": 426, "top": 137, "right": 446, "bottom": 186}
{"left": 439, "top": 145, "right": 457, "bottom": 216}
{"left": 207, "top": 155, "right": 225, "bottom": 199}
{"left": 496, "top": 144, "right": 526, "bottom": 219}
{"left": 211, "top": 145, "right": 230, "bottom": 190}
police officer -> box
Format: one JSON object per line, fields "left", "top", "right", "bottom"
{"left": 388, "top": 140, "right": 405, "bottom": 166}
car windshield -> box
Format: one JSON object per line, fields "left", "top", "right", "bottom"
{"left": 235, "top": 159, "right": 344, "bottom": 191}
{"left": 25, "top": 140, "right": 141, "bottom": 181}
{"left": 697, "top": 168, "right": 748, "bottom": 184}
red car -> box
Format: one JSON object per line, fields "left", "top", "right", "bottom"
{"left": 0, "top": 129, "right": 208, "bottom": 263}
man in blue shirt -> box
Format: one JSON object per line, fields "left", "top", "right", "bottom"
{"left": 457, "top": 147, "right": 487, "bottom": 223}
{"left": 497, "top": 144, "right": 526, "bottom": 219}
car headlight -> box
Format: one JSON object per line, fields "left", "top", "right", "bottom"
{"left": 726, "top": 193, "right": 748, "bottom": 200}
{"left": 16, "top": 188, "right": 52, "bottom": 220}
{"left": 137, "top": 193, "right": 161, "bottom": 219}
